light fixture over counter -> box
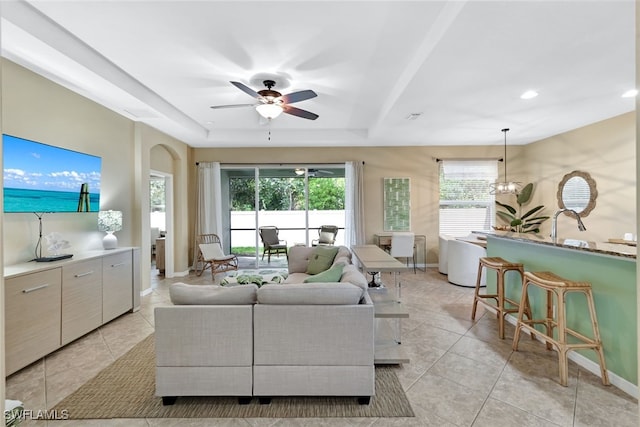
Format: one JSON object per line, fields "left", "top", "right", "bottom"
{"left": 490, "top": 128, "right": 521, "bottom": 195}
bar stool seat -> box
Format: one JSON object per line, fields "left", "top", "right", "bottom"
{"left": 471, "top": 257, "right": 530, "bottom": 339}
{"left": 513, "top": 271, "right": 610, "bottom": 387}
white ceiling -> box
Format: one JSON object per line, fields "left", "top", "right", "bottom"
{"left": 1, "top": 0, "right": 635, "bottom": 148}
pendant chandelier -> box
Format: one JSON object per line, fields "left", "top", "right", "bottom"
{"left": 490, "top": 128, "right": 520, "bottom": 195}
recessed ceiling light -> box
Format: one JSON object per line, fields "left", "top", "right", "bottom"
{"left": 520, "top": 90, "right": 538, "bottom": 100}
{"left": 621, "top": 89, "right": 638, "bottom": 98}
{"left": 406, "top": 112, "right": 422, "bottom": 120}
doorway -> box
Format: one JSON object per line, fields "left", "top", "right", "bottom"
{"left": 223, "top": 165, "right": 345, "bottom": 268}
{"left": 150, "top": 170, "right": 174, "bottom": 276}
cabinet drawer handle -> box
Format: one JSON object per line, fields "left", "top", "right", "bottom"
{"left": 74, "top": 271, "right": 94, "bottom": 278}
{"left": 23, "top": 284, "right": 49, "bottom": 293}
{"left": 111, "top": 262, "right": 126, "bottom": 268}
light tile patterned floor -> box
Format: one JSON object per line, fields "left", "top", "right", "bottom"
{"left": 6, "top": 265, "right": 638, "bottom": 426}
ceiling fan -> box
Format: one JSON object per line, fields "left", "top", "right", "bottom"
{"left": 211, "top": 80, "right": 319, "bottom": 120}
{"left": 294, "top": 168, "right": 334, "bottom": 177}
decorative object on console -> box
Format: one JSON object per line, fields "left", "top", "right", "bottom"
{"left": 490, "top": 128, "right": 521, "bottom": 195}
{"left": 32, "top": 212, "right": 73, "bottom": 262}
{"left": 495, "top": 183, "right": 549, "bottom": 233}
{"left": 98, "top": 210, "right": 123, "bottom": 249}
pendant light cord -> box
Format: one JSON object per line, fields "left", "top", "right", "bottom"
{"left": 501, "top": 128, "right": 509, "bottom": 181}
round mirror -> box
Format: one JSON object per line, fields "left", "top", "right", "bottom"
{"left": 556, "top": 170, "right": 597, "bottom": 217}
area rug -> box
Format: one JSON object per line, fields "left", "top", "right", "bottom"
{"left": 51, "top": 334, "right": 414, "bottom": 419}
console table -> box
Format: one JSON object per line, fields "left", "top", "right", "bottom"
{"left": 351, "top": 245, "right": 410, "bottom": 364}
{"left": 4, "top": 247, "right": 141, "bottom": 375}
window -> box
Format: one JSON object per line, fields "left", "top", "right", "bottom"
{"left": 439, "top": 160, "right": 498, "bottom": 237}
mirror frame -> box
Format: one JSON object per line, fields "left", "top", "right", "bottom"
{"left": 556, "top": 170, "right": 597, "bottom": 218}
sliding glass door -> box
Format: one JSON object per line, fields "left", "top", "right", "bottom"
{"left": 224, "top": 165, "right": 345, "bottom": 268}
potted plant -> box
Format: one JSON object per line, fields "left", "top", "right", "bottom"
{"left": 495, "top": 183, "right": 549, "bottom": 233}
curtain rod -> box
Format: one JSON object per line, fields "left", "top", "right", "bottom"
{"left": 195, "top": 161, "right": 364, "bottom": 166}
{"left": 434, "top": 157, "right": 503, "bottom": 162}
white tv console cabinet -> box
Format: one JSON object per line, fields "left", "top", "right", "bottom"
{"left": 4, "top": 247, "right": 141, "bottom": 376}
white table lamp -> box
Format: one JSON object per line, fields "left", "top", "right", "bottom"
{"left": 98, "top": 210, "right": 123, "bottom": 249}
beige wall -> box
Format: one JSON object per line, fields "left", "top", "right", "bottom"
{"left": 192, "top": 145, "right": 523, "bottom": 264}
{"left": 194, "top": 113, "right": 635, "bottom": 264}
{"left": 1, "top": 60, "right": 191, "bottom": 292}
{"left": 524, "top": 112, "right": 636, "bottom": 243}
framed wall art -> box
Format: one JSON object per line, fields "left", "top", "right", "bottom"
{"left": 383, "top": 177, "right": 411, "bottom": 231}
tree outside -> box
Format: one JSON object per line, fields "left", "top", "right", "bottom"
{"left": 230, "top": 177, "right": 345, "bottom": 211}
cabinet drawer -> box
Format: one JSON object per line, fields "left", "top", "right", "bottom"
{"left": 62, "top": 259, "right": 102, "bottom": 345}
{"left": 5, "top": 268, "right": 62, "bottom": 375}
{"left": 102, "top": 250, "right": 133, "bottom": 323}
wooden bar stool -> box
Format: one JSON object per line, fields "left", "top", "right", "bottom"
{"left": 512, "top": 271, "right": 610, "bottom": 387}
{"left": 471, "top": 257, "right": 531, "bottom": 339}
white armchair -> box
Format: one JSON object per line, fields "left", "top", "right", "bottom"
{"left": 446, "top": 239, "right": 487, "bottom": 287}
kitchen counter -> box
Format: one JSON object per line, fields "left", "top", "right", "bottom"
{"left": 485, "top": 233, "right": 637, "bottom": 393}
{"left": 485, "top": 231, "right": 636, "bottom": 260}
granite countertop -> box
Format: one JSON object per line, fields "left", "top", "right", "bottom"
{"left": 484, "top": 231, "right": 637, "bottom": 260}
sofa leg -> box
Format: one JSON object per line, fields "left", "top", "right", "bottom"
{"left": 258, "top": 397, "right": 272, "bottom": 405}
{"left": 357, "top": 396, "right": 371, "bottom": 405}
{"left": 162, "top": 396, "right": 177, "bottom": 406}
{"left": 238, "top": 397, "right": 252, "bottom": 405}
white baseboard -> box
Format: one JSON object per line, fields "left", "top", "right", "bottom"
{"left": 140, "top": 288, "right": 153, "bottom": 297}
{"left": 504, "top": 314, "right": 638, "bottom": 398}
{"left": 172, "top": 269, "right": 190, "bottom": 277}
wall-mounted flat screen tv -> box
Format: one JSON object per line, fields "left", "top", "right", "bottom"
{"left": 3, "top": 134, "right": 102, "bottom": 213}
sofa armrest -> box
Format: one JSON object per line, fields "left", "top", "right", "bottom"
{"left": 155, "top": 305, "right": 253, "bottom": 367}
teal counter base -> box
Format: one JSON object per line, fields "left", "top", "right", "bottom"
{"left": 486, "top": 235, "right": 637, "bottom": 390}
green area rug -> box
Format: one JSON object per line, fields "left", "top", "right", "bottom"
{"left": 52, "top": 334, "right": 414, "bottom": 419}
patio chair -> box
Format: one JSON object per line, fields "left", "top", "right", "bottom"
{"left": 312, "top": 225, "right": 339, "bottom": 246}
{"left": 259, "top": 226, "right": 288, "bottom": 262}
{"left": 194, "top": 233, "right": 239, "bottom": 279}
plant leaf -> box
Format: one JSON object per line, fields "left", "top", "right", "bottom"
{"left": 517, "top": 183, "right": 534, "bottom": 205}
{"left": 521, "top": 205, "right": 545, "bottom": 220}
{"left": 511, "top": 219, "right": 522, "bottom": 226}
{"left": 496, "top": 211, "right": 516, "bottom": 223}
{"left": 496, "top": 200, "right": 516, "bottom": 215}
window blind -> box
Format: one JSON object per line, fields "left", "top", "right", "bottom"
{"left": 439, "top": 160, "right": 498, "bottom": 237}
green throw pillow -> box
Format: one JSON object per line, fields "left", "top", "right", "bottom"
{"left": 306, "top": 246, "right": 340, "bottom": 275}
{"left": 304, "top": 263, "right": 344, "bottom": 283}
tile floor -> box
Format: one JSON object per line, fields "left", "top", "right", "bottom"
{"left": 6, "top": 264, "right": 638, "bottom": 426}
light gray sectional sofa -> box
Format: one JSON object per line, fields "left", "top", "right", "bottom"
{"left": 154, "top": 245, "right": 375, "bottom": 405}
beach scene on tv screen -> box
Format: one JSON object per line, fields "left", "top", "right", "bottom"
{"left": 3, "top": 134, "right": 101, "bottom": 213}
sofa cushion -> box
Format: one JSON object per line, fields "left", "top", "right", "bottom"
{"left": 257, "top": 282, "right": 364, "bottom": 305}
{"left": 306, "top": 246, "right": 339, "bottom": 275}
{"left": 334, "top": 246, "right": 352, "bottom": 262}
{"left": 169, "top": 282, "right": 258, "bottom": 305}
{"left": 304, "top": 263, "right": 344, "bottom": 283}
{"left": 340, "top": 264, "right": 369, "bottom": 290}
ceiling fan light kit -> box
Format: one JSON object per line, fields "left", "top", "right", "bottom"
{"left": 256, "top": 103, "right": 283, "bottom": 119}
{"left": 211, "top": 79, "right": 318, "bottom": 121}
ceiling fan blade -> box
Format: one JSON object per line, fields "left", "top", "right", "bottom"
{"left": 283, "top": 105, "right": 319, "bottom": 120}
{"left": 281, "top": 90, "right": 317, "bottom": 104}
{"left": 210, "top": 103, "right": 255, "bottom": 110}
{"left": 230, "top": 81, "right": 260, "bottom": 99}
